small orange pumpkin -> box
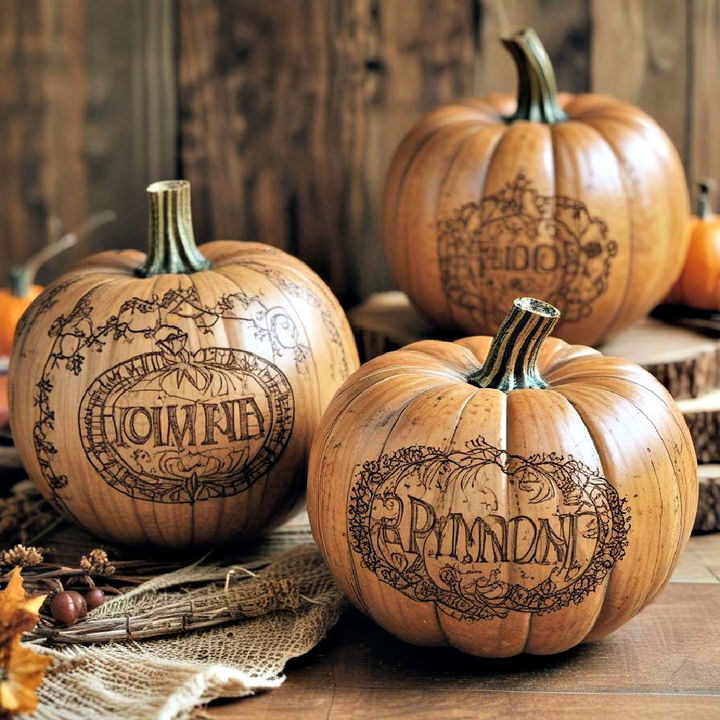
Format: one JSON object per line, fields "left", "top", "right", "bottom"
{"left": 666, "top": 181, "right": 720, "bottom": 309}
{"left": 10, "top": 181, "right": 358, "bottom": 547}
{"left": 383, "top": 28, "right": 689, "bottom": 346}
{"left": 0, "top": 213, "right": 114, "bottom": 357}
{"left": 308, "top": 297, "right": 697, "bottom": 656}
{"left": 0, "top": 284, "right": 43, "bottom": 358}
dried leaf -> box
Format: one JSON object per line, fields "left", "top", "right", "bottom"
{"left": 0, "top": 567, "right": 50, "bottom": 715}
{"left": 0, "top": 640, "right": 51, "bottom": 714}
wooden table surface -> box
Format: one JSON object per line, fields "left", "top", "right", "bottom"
{"left": 209, "top": 533, "right": 720, "bottom": 720}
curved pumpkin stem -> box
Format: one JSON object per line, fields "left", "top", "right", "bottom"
{"left": 467, "top": 297, "right": 560, "bottom": 391}
{"left": 697, "top": 180, "right": 715, "bottom": 219}
{"left": 138, "top": 180, "right": 210, "bottom": 277}
{"left": 9, "top": 211, "right": 115, "bottom": 297}
{"left": 502, "top": 28, "right": 567, "bottom": 124}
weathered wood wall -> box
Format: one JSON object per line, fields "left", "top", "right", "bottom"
{"left": 1, "top": 0, "right": 718, "bottom": 304}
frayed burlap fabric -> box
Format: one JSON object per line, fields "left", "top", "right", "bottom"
{"left": 30, "top": 543, "right": 345, "bottom": 720}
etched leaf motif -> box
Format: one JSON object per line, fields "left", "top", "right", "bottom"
{"left": 437, "top": 173, "right": 617, "bottom": 326}
{"left": 348, "top": 438, "right": 630, "bottom": 622}
{"left": 390, "top": 553, "right": 408, "bottom": 572}
{"left": 31, "top": 277, "right": 336, "bottom": 510}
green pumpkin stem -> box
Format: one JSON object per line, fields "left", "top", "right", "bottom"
{"left": 697, "top": 180, "right": 714, "bottom": 219}
{"left": 502, "top": 28, "right": 568, "bottom": 125}
{"left": 138, "top": 180, "right": 210, "bottom": 277}
{"left": 467, "top": 297, "right": 560, "bottom": 391}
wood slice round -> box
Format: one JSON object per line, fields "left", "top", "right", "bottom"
{"left": 601, "top": 319, "right": 720, "bottom": 401}
{"left": 349, "top": 292, "right": 720, "bottom": 400}
{"left": 695, "top": 465, "right": 720, "bottom": 533}
{"left": 677, "top": 391, "right": 720, "bottom": 464}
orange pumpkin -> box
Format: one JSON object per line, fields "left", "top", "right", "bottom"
{"left": 383, "top": 28, "right": 689, "bottom": 346}
{"left": 0, "top": 213, "right": 114, "bottom": 357}
{"left": 667, "top": 181, "right": 720, "bottom": 309}
{"left": 0, "top": 285, "right": 43, "bottom": 357}
{"left": 9, "top": 181, "right": 358, "bottom": 547}
{"left": 308, "top": 297, "right": 697, "bottom": 656}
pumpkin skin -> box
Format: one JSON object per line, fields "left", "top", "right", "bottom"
{"left": 382, "top": 29, "right": 689, "bottom": 346}
{"left": 308, "top": 298, "right": 697, "bottom": 657}
{"left": 667, "top": 181, "right": 720, "bottom": 309}
{"left": 9, "top": 181, "right": 358, "bottom": 547}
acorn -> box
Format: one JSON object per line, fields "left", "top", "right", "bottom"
{"left": 85, "top": 587, "right": 105, "bottom": 610}
{"left": 50, "top": 590, "right": 87, "bottom": 625}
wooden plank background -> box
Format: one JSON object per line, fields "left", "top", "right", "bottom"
{"left": 1, "top": 0, "right": 718, "bottom": 305}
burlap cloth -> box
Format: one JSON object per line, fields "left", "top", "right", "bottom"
{"left": 24, "top": 529, "right": 345, "bottom": 719}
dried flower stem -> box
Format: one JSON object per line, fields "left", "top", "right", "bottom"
{"left": 1, "top": 559, "right": 192, "bottom": 583}
{"left": 29, "top": 572, "right": 301, "bottom": 645}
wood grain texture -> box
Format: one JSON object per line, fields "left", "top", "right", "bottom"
{"left": 177, "top": 1, "right": 599, "bottom": 306}
{"left": 364, "top": 0, "right": 476, "bottom": 299}
{"left": 695, "top": 465, "right": 720, "bottom": 533}
{"left": 688, "top": 0, "right": 720, "bottom": 187}
{"left": 678, "top": 390, "right": 720, "bottom": 463}
{"left": 178, "top": 0, "right": 373, "bottom": 303}
{"left": 2, "top": 1, "right": 720, "bottom": 307}
{"left": 0, "top": 0, "right": 176, "bottom": 286}
{"left": 81, "top": 0, "right": 177, "bottom": 267}
{"left": 599, "top": 315, "right": 720, "bottom": 400}
{"left": 0, "top": 0, "right": 87, "bottom": 276}
{"left": 674, "top": 532, "right": 720, "bottom": 582}
{"left": 214, "top": 688, "right": 720, "bottom": 720}
{"left": 591, "top": 0, "right": 688, "bottom": 158}
{"left": 208, "top": 582, "right": 720, "bottom": 719}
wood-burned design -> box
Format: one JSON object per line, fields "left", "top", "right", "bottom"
{"left": 14, "top": 279, "right": 80, "bottom": 348}
{"left": 437, "top": 174, "right": 618, "bottom": 327}
{"left": 348, "top": 438, "right": 630, "bottom": 621}
{"left": 80, "top": 342, "right": 293, "bottom": 503}
{"left": 33, "top": 284, "right": 297, "bottom": 505}
{"left": 242, "top": 259, "right": 350, "bottom": 379}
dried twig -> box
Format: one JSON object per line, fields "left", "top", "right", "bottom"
{"left": 29, "top": 570, "right": 300, "bottom": 644}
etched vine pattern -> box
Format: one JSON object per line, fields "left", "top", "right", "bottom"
{"left": 14, "top": 278, "right": 79, "bottom": 347}
{"left": 437, "top": 173, "right": 618, "bottom": 327}
{"left": 348, "top": 438, "right": 630, "bottom": 621}
{"left": 241, "top": 260, "right": 350, "bottom": 379}
{"left": 46, "top": 285, "right": 309, "bottom": 377}
{"left": 33, "top": 283, "right": 305, "bottom": 508}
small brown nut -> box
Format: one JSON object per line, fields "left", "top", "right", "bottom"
{"left": 50, "top": 590, "right": 87, "bottom": 625}
{"left": 85, "top": 587, "right": 105, "bottom": 611}
{"left": 67, "top": 590, "right": 88, "bottom": 619}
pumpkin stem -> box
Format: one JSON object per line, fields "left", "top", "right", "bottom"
{"left": 9, "top": 211, "right": 115, "bottom": 297}
{"left": 467, "top": 297, "right": 560, "bottom": 391}
{"left": 502, "top": 28, "right": 567, "bottom": 125}
{"left": 697, "top": 180, "right": 714, "bottom": 219}
{"left": 137, "top": 180, "right": 210, "bottom": 277}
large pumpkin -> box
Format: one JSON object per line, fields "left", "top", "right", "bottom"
{"left": 383, "top": 28, "right": 690, "bottom": 346}
{"left": 308, "top": 297, "right": 697, "bottom": 656}
{"left": 9, "top": 180, "right": 358, "bottom": 547}
{"left": 667, "top": 181, "right": 720, "bottom": 309}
